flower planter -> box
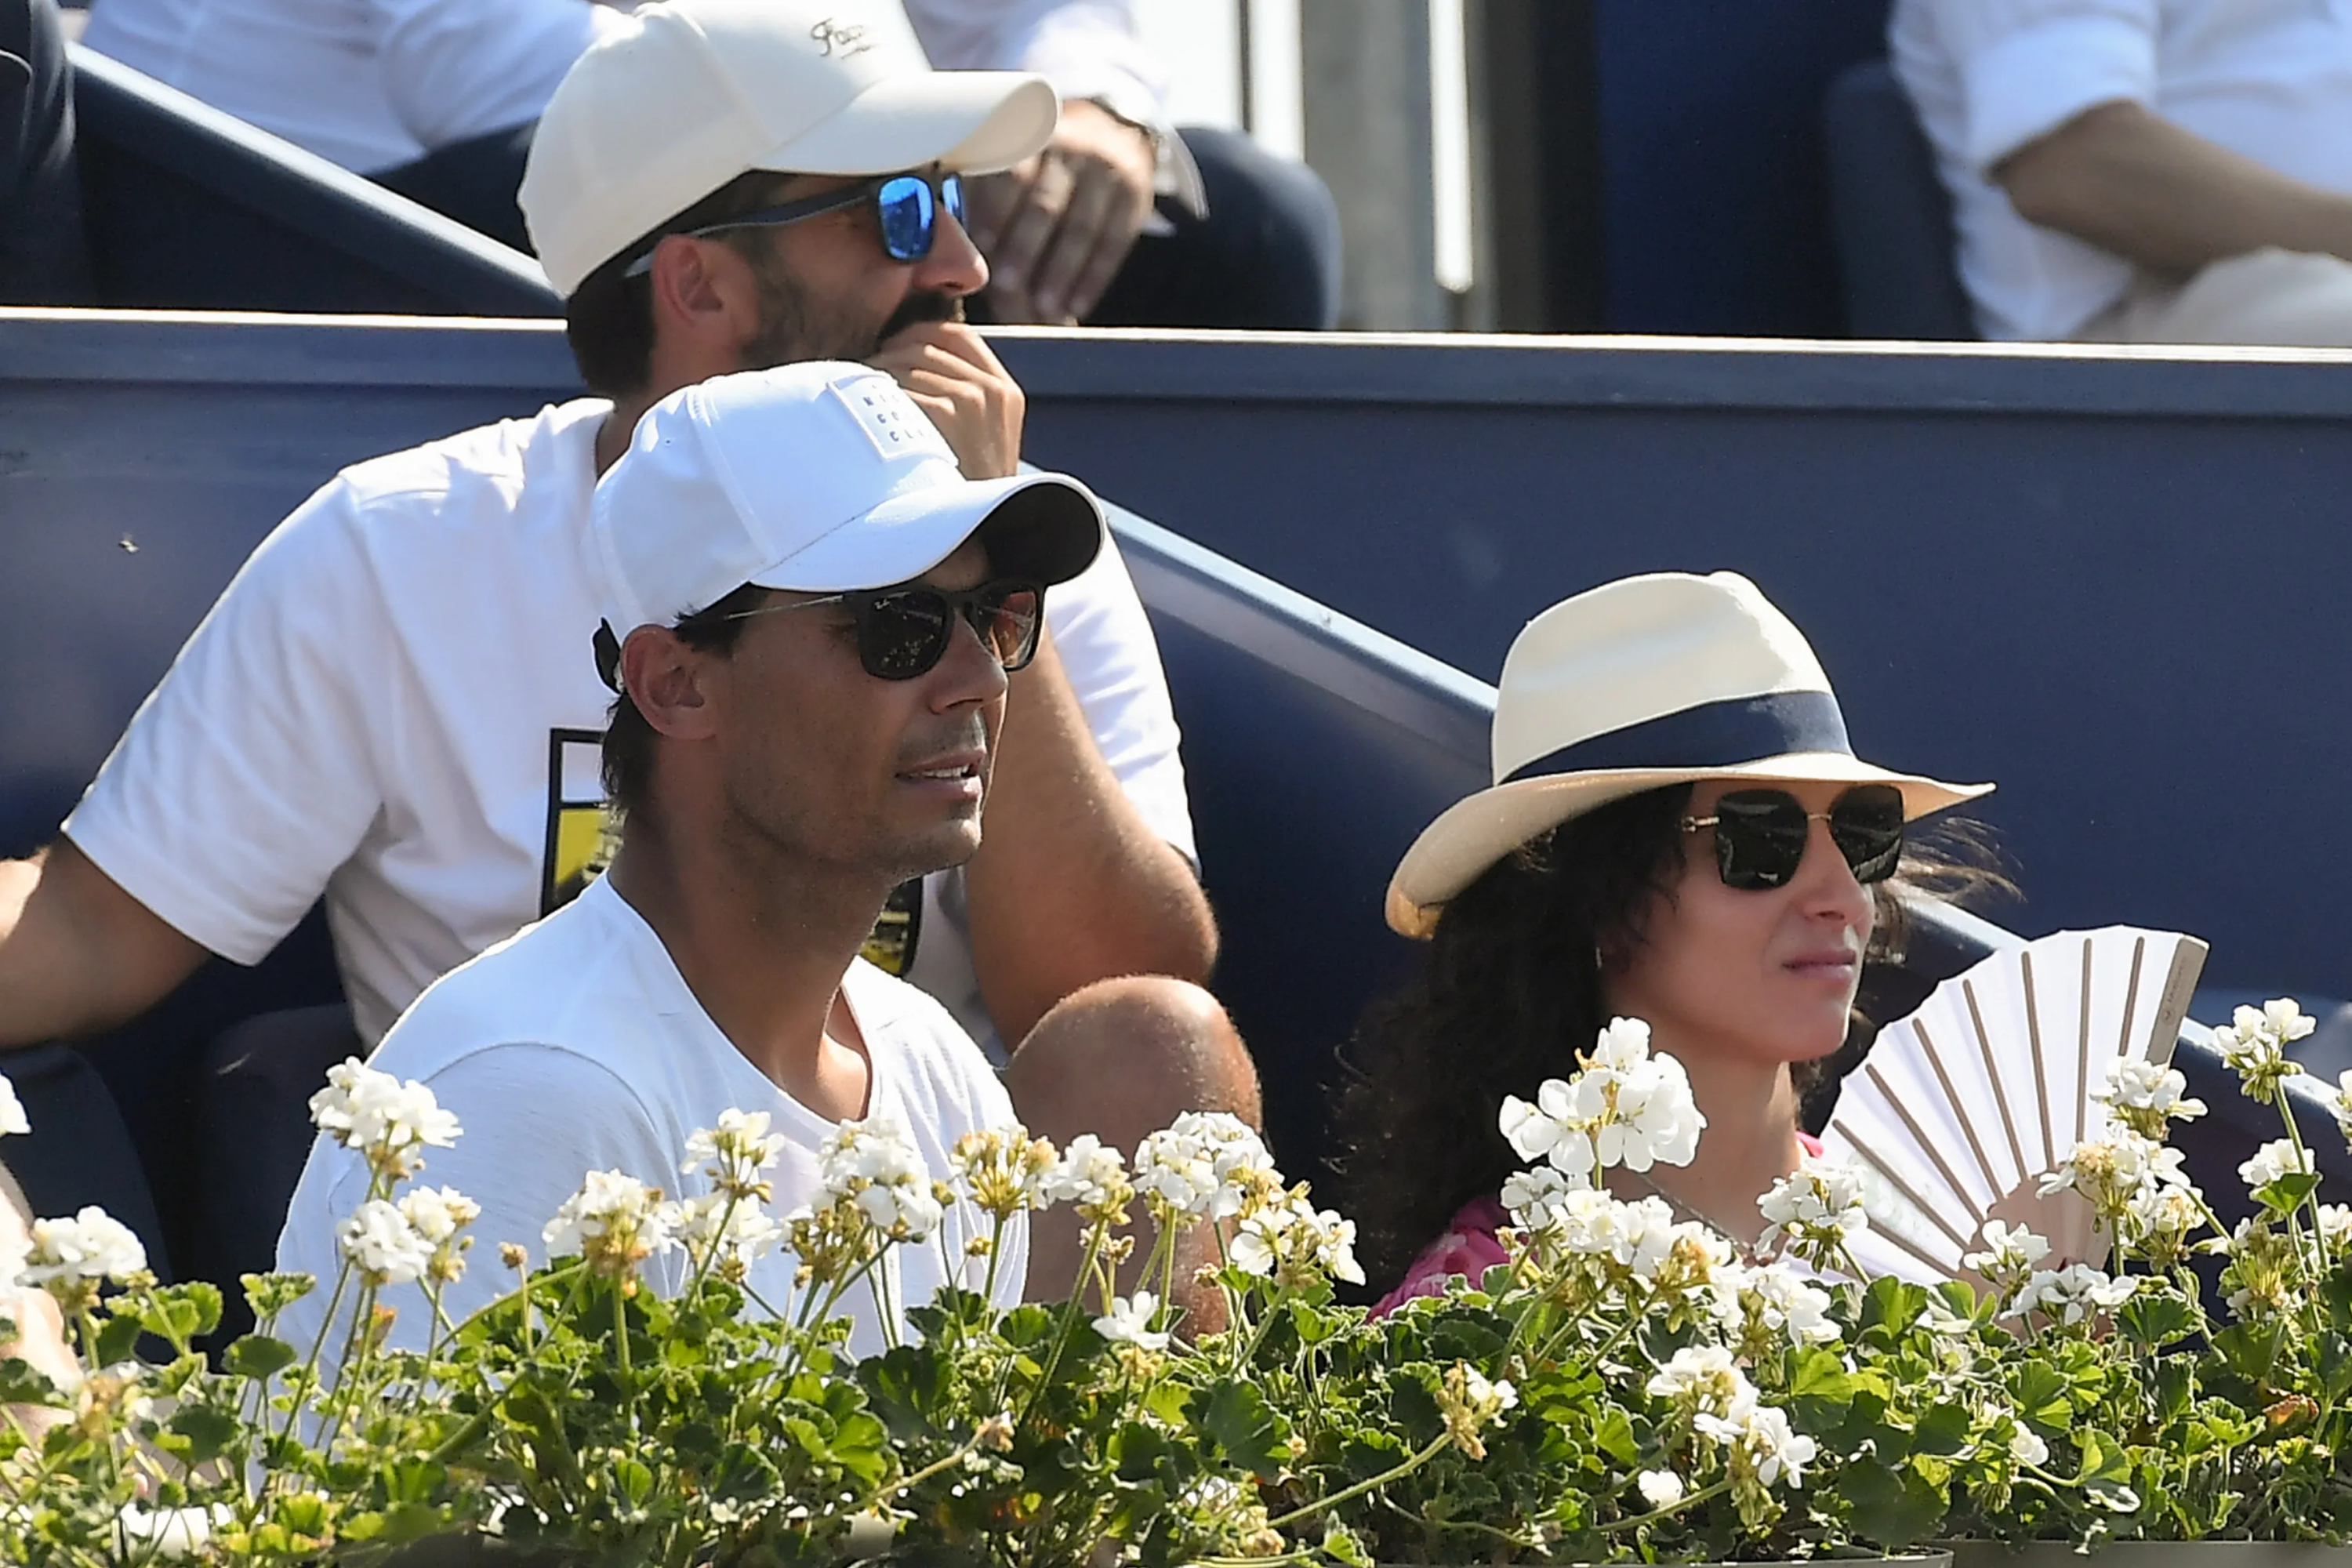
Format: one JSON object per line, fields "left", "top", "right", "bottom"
{"left": 1950, "top": 1545, "right": 2352, "bottom": 1568}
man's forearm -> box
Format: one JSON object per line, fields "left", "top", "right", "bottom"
{"left": 964, "top": 635, "right": 1218, "bottom": 1045}
{"left": 1998, "top": 100, "right": 2352, "bottom": 276}
{"left": 0, "top": 842, "right": 206, "bottom": 1047}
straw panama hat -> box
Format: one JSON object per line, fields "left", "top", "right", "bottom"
{"left": 1385, "top": 571, "right": 1994, "bottom": 938}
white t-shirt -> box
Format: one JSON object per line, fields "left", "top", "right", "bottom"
{"left": 1891, "top": 0, "right": 2352, "bottom": 341}
{"left": 79, "top": 0, "right": 1162, "bottom": 179}
{"left": 81, "top": 0, "right": 630, "bottom": 174}
{"left": 63, "top": 397, "right": 1194, "bottom": 1052}
{"left": 274, "top": 874, "right": 1025, "bottom": 1375}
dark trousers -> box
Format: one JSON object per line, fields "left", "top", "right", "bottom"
{"left": 0, "top": 0, "right": 92, "bottom": 302}
{"left": 375, "top": 122, "right": 1341, "bottom": 332}
{"left": 1085, "top": 125, "right": 1341, "bottom": 332}
{"left": 371, "top": 118, "right": 536, "bottom": 253}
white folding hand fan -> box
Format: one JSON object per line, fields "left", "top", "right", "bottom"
{"left": 1820, "top": 926, "right": 2209, "bottom": 1283}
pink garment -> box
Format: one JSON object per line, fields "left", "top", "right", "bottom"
{"left": 1370, "top": 1134, "right": 1825, "bottom": 1319}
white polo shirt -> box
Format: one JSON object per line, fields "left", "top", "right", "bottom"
{"left": 1890, "top": 0, "right": 2352, "bottom": 340}
{"left": 78, "top": 0, "right": 1166, "bottom": 178}
{"left": 63, "top": 397, "right": 1194, "bottom": 1055}
{"left": 274, "top": 873, "right": 1026, "bottom": 1380}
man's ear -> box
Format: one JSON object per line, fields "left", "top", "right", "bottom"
{"left": 618, "top": 626, "right": 722, "bottom": 741}
{"left": 645, "top": 235, "right": 765, "bottom": 372}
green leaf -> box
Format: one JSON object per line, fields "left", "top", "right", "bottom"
{"left": 1912, "top": 1401, "right": 1973, "bottom": 1457}
{"left": 2256, "top": 1172, "right": 2322, "bottom": 1214}
{"left": 2118, "top": 1290, "right": 2198, "bottom": 1349}
{"left": 2009, "top": 1359, "right": 2073, "bottom": 1428}
{"left": 165, "top": 1404, "right": 240, "bottom": 1465}
{"left": 93, "top": 1312, "right": 143, "bottom": 1368}
{"left": 1200, "top": 1377, "right": 1291, "bottom": 1479}
{"left": 1320, "top": 1518, "right": 1371, "bottom": 1568}
{"left": 1593, "top": 1406, "right": 1639, "bottom": 1468}
{"left": 613, "top": 1455, "right": 655, "bottom": 1508}
{"left": 2214, "top": 1319, "right": 2286, "bottom": 1383}
{"left": 1789, "top": 1345, "right": 1856, "bottom": 1427}
{"left": 223, "top": 1334, "right": 298, "bottom": 1381}
{"left": 2075, "top": 1429, "right": 2140, "bottom": 1514}
{"left": 1842, "top": 1457, "right": 1947, "bottom": 1545}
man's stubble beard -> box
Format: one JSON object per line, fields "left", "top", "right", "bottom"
{"left": 740, "top": 254, "right": 964, "bottom": 368}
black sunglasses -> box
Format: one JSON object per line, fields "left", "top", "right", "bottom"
{"left": 728, "top": 580, "right": 1044, "bottom": 681}
{"left": 623, "top": 169, "right": 966, "bottom": 278}
{"left": 1681, "top": 784, "right": 1906, "bottom": 891}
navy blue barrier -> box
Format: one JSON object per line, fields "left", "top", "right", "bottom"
{"left": 69, "top": 46, "right": 559, "bottom": 316}
{"left": 993, "top": 328, "right": 2352, "bottom": 1010}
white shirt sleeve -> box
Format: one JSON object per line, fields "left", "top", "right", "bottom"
{"left": 1912, "top": 0, "right": 2159, "bottom": 172}
{"left": 63, "top": 480, "right": 395, "bottom": 966}
{"left": 372, "top": 0, "right": 631, "bottom": 154}
{"left": 1044, "top": 524, "right": 1196, "bottom": 868}
{"left": 902, "top": 0, "right": 1166, "bottom": 126}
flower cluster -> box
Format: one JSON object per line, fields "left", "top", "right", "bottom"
{"left": 2092, "top": 1058, "right": 2208, "bottom": 1140}
{"left": 812, "top": 1114, "right": 944, "bottom": 1243}
{"left": 1499, "top": 1017, "right": 1707, "bottom": 1181}
{"left": 544, "top": 1169, "right": 677, "bottom": 1287}
{"left": 308, "top": 1057, "right": 460, "bottom": 1179}
{"left": 2212, "top": 998, "right": 2313, "bottom": 1101}
{"left": 1755, "top": 1152, "right": 1869, "bottom": 1265}
{"left": 1132, "top": 1111, "right": 1277, "bottom": 1221}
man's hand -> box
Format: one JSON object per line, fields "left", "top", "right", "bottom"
{"left": 869, "top": 321, "right": 1025, "bottom": 480}
{"left": 965, "top": 100, "right": 1158, "bottom": 325}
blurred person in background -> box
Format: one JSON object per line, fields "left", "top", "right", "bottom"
{"left": 1896, "top": 0, "right": 2352, "bottom": 346}
{"left": 78, "top": 0, "right": 1337, "bottom": 329}
{"left": 0, "top": 0, "right": 91, "bottom": 303}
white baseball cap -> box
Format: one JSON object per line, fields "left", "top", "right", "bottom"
{"left": 521, "top": 0, "right": 1060, "bottom": 296}
{"left": 589, "top": 362, "right": 1104, "bottom": 666}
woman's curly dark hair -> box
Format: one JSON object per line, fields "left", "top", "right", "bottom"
{"left": 1331, "top": 784, "right": 2005, "bottom": 1293}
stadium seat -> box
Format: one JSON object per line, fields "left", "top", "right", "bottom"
{"left": 68, "top": 44, "right": 557, "bottom": 314}
{"left": 1821, "top": 58, "right": 1976, "bottom": 339}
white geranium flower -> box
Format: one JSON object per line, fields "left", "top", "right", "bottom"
{"left": 1036, "top": 1134, "right": 1131, "bottom": 1213}
{"left": 672, "top": 1192, "right": 783, "bottom": 1276}
{"left": 2010, "top": 1427, "right": 2050, "bottom": 1467}
{"left": 2011, "top": 1262, "right": 2137, "bottom": 1326}
{"left": 337, "top": 1199, "right": 433, "bottom": 1287}
{"left": 544, "top": 1169, "right": 677, "bottom": 1278}
{"left": 2215, "top": 1001, "right": 2312, "bottom": 1099}
{"left": 2093, "top": 1059, "right": 2207, "bottom": 1138}
{"left": 1742, "top": 1263, "right": 1842, "bottom": 1346}
{"left": 1092, "top": 1290, "right": 1170, "bottom": 1352}
{"left": 0, "top": 1075, "right": 28, "bottom": 1138}
{"left": 1637, "top": 1469, "right": 1686, "bottom": 1509}
{"left": 307, "top": 1058, "right": 460, "bottom": 1177}
{"left": 684, "top": 1109, "right": 784, "bottom": 1200}
{"left": 2317, "top": 1203, "right": 2352, "bottom": 1248}
{"left": 1957, "top": 1222, "right": 2051, "bottom": 1298}
{"left": 1646, "top": 1345, "right": 1757, "bottom": 1424}
{"left": 2040, "top": 1129, "right": 2188, "bottom": 1215}
{"left": 20, "top": 1205, "right": 146, "bottom": 1287}
{"left": 1697, "top": 1403, "right": 1817, "bottom": 1489}
{"left": 1757, "top": 1152, "right": 1870, "bottom": 1257}
{"left": 2240, "top": 1138, "right": 2315, "bottom": 1192}
{"left": 1499, "top": 1080, "right": 1599, "bottom": 1176}
{"left": 1499, "top": 1165, "right": 1591, "bottom": 1236}
{"left": 115, "top": 1504, "right": 232, "bottom": 1560}
{"left": 396, "top": 1185, "right": 479, "bottom": 1244}
{"left": 817, "top": 1115, "right": 943, "bottom": 1242}
{"left": 1131, "top": 1112, "right": 1276, "bottom": 1221}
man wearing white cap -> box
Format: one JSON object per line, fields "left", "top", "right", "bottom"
{"left": 277, "top": 361, "right": 1105, "bottom": 1365}
{"left": 0, "top": 0, "right": 1250, "bottom": 1312}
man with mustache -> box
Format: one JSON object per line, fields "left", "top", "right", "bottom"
{"left": 0, "top": 0, "right": 1253, "bottom": 1309}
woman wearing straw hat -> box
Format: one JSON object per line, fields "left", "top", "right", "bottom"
{"left": 1334, "top": 571, "right": 1998, "bottom": 1310}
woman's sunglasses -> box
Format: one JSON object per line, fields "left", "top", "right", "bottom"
{"left": 728, "top": 580, "right": 1044, "bottom": 682}
{"left": 1680, "top": 783, "right": 1906, "bottom": 891}
{"left": 623, "top": 169, "right": 966, "bottom": 277}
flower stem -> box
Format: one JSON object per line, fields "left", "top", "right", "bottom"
{"left": 1263, "top": 1432, "right": 1454, "bottom": 1530}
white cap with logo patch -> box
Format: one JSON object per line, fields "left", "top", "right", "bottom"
{"left": 589, "top": 362, "right": 1103, "bottom": 659}
{"left": 521, "top": 0, "right": 1060, "bottom": 296}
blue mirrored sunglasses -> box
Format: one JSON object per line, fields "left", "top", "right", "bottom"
{"left": 622, "top": 169, "right": 965, "bottom": 278}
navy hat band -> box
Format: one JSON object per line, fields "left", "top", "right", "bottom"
{"left": 1501, "top": 690, "right": 1853, "bottom": 785}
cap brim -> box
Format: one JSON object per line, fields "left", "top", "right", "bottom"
{"left": 753, "top": 71, "right": 1059, "bottom": 178}
{"left": 746, "top": 471, "right": 1103, "bottom": 595}
{"left": 1384, "top": 753, "right": 1996, "bottom": 938}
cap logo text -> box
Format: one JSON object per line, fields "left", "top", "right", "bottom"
{"left": 829, "top": 379, "right": 953, "bottom": 466}
{"left": 810, "top": 18, "right": 873, "bottom": 56}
